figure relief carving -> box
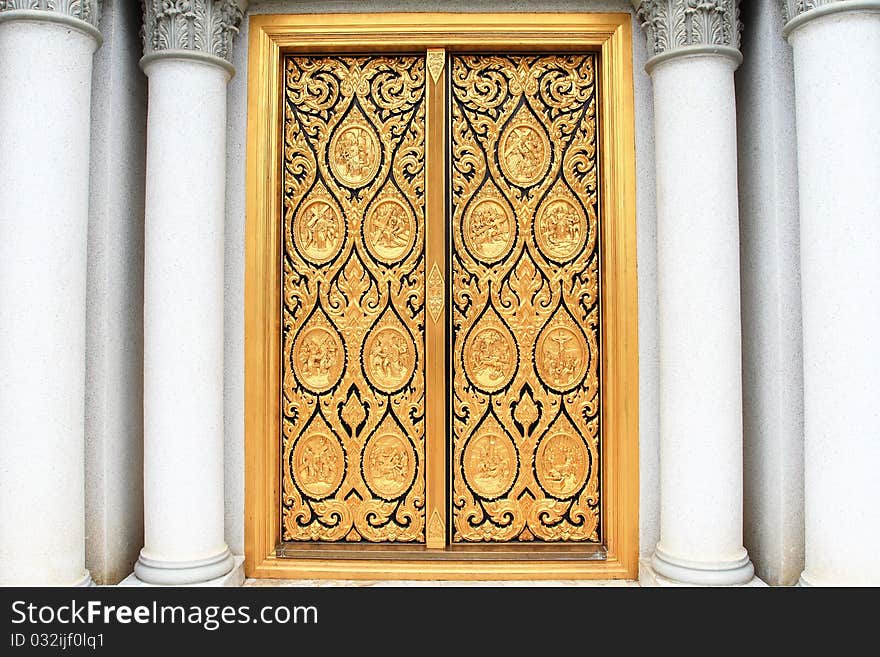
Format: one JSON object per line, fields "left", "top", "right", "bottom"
{"left": 536, "top": 326, "right": 587, "bottom": 391}
{"left": 363, "top": 431, "right": 414, "bottom": 500}
{"left": 463, "top": 301, "right": 518, "bottom": 394}
{"left": 364, "top": 188, "right": 415, "bottom": 264}
{"left": 297, "top": 328, "right": 339, "bottom": 387}
{"left": 292, "top": 307, "right": 345, "bottom": 394}
{"left": 463, "top": 185, "right": 515, "bottom": 263}
{"left": 535, "top": 431, "right": 590, "bottom": 499}
{"left": 294, "top": 185, "right": 344, "bottom": 265}
{"left": 499, "top": 106, "right": 551, "bottom": 187}
{"left": 364, "top": 324, "right": 414, "bottom": 392}
{"left": 501, "top": 127, "right": 548, "bottom": 185}
{"left": 463, "top": 430, "right": 518, "bottom": 500}
{"left": 292, "top": 427, "right": 345, "bottom": 500}
{"left": 471, "top": 329, "right": 512, "bottom": 385}
{"left": 329, "top": 111, "right": 381, "bottom": 188}
{"left": 535, "top": 187, "right": 588, "bottom": 263}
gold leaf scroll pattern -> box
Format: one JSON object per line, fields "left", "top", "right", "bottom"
{"left": 451, "top": 55, "right": 600, "bottom": 542}
{"left": 281, "top": 56, "right": 426, "bottom": 542}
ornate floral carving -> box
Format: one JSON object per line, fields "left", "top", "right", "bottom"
{"left": 633, "top": 0, "right": 742, "bottom": 60}
{"left": 142, "top": 0, "right": 245, "bottom": 63}
{"left": 781, "top": 0, "right": 852, "bottom": 24}
{"left": 0, "top": 0, "right": 102, "bottom": 27}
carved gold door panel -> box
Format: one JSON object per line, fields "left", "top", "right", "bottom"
{"left": 279, "top": 51, "right": 601, "bottom": 547}
{"left": 450, "top": 54, "right": 601, "bottom": 543}
{"left": 281, "top": 55, "right": 427, "bottom": 542}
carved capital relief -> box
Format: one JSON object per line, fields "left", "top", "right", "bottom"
{"left": 632, "top": 0, "right": 742, "bottom": 71}
{"left": 0, "top": 0, "right": 102, "bottom": 28}
{"left": 781, "top": 0, "right": 880, "bottom": 36}
{"left": 782, "top": 0, "right": 845, "bottom": 23}
{"left": 142, "top": 0, "right": 246, "bottom": 66}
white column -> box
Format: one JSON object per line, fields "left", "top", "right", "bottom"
{"left": 132, "top": 0, "right": 246, "bottom": 586}
{"left": 0, "top": 5, "right": 101, "bottom": 586}
{"left": 782, "top": 0, "right": 880, "bottom": 586}
{"left": 635, "top": 0, "right": 756, "bottom": 585}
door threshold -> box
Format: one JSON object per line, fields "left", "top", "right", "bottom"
{"left": 276, "top": 542, "right": 607, "bottom": 561}
{"left": 244, "top": 577, "right": 638, "bottom": 587}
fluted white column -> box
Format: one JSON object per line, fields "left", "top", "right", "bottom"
{"left": 133, "top": 0, "right": 246, "bottom": 586}
{"left": 782, "top": 0, "right": 880, "bottom": 587}
{"left": 635, "top": 0, "right": 756, "bottom": 585}
{"left": 0, "top": 2, "right": 102, "bottom": 586}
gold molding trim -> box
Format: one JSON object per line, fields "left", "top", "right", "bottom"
{"left": 424, "top": 57, "right": 447, "bottom": 549}
{"left": 245, "top": 12, "right": 639, "bottom": 580}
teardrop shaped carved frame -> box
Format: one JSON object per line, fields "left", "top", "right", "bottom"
{"left": 246, "top": 12, "right": 638, "bottom": 580}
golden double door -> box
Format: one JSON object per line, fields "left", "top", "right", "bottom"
{"left": 280, "top": 50, "right": 601, "bottom": 548}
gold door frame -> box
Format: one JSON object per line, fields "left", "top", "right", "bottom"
{"left": 245, "top": 12, "right": 639, "bottom": 579}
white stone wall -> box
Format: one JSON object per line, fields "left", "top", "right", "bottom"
{"left": 223, "top": 0, "right": 660, "bottom": 559}
{"left": 85, "top": 0, "right": 148, "bottom": 586}
{"left": 735, "top": 0, "right": 805, "bottom": 586}
{"left": 59, "top": 0, "right": 874, "bottom": 585}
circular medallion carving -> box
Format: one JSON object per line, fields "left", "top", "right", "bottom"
{"left": 292, "top": 432, "right": 345, "bottom": 500}
{"left": 535, "top": 325, "right": 587, "bottom": 392}
{"left": 535, "top": 432, "right": 589, "bottom": 499}
{"left": 463, "top": 325, "right": 517, "bottom": 393}
{"left": 463, "top": 198, "right": 515, "bottom": 263}
{"left": 294, "top": 325, "right": 344, "bottom": 393}
{"left": 363, "top": 432, "right": 414, "bottom": 500}
{"left": 499, "top": 122, "right": 550, "bottom": 186}
{"left": 329, "top": 120, "right": 381, "bottom": 187}
{"left": 365, "top": 198, "right": 416, "bottom": 263}
{"left": 363, "top": 325, "right": 415, "bottom": 393}
{"left": 463, "top": 432, "right": 517, "bottom": 500}
{"left": 294, "top": 198, "right": 344, "bottom": 265}
{"left": 535, "top": 198, "right": 587, "bottom": 262}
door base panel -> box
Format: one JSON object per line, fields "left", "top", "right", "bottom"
{"left": 250, "top": 556, "right": 631, "bottom": 581}
{"left": 277, "top": 542, "right": 606, "bottom": 561}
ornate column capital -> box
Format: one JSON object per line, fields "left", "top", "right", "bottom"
{"left": 782, "top": 0, "right": 880, "bottom": 37}
{"left": 141, "top": 0, "right": 247, "bottom": 75}
{"left": 631, "top": 0, "right": 742, "bottom": 73}
{"left": 0, "top": 1, "right": 102, "bottom": 40}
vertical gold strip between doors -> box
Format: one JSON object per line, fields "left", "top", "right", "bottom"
{"left": 425, "top": 48, "right": 447, "bottom": 549}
